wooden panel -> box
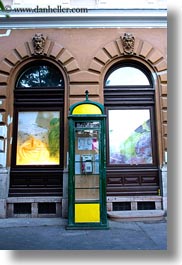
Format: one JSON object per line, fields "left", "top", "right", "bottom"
{"left": 124, "top": 177, "right": 140, "bottom": 185}
{"left": 104, "top": 88, "right": 155, "bottom": 106}
{"left": 9, "top": 169, "right": 63, "bottom": 197}
{"left": 106, "top": 169, "right": 159, "bottom": 196}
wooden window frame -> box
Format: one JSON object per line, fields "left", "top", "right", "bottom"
{"left": 9, "top": 62, "right": 65, "bottom": 197}
{"left": 104, "top": 61, "right": 159, "bottom": 196}
{"left": 106, "top": 106, "right": 158, "bottom": 169}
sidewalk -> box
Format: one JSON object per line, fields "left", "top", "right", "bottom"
{"left": 0, "top": 217, "right": 167, "bottom": 250}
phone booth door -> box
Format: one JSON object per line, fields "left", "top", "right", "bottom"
{"left": 67, "top": 91, "right": 108, "bottom": 229}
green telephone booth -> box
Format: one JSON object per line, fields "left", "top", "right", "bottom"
{"left": 67, "top": 91, "right": 108, "bottom": 229}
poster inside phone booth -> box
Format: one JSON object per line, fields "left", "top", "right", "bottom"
{"left": 67, "top": 91, "right": 108, "bottom": 229}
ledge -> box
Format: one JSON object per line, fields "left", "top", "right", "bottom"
{"left": 6, "top": 196, "right": 62, "bottom": 203}
{"left": 0, "top": 9, "right": 167, "bottom": 29}
{"left": 107, "top": 210, "right": 166, "bottom": 221}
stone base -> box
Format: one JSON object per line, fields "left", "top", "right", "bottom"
{"left": 107, "top": 210, "right": 166, "bottom": 222}
{"left": 107, "top": 196, "right": 163, "bottom": 211}
{"left": 62, "top": 198, "right": 68, "bottom": 218}
{"left": 6, "top": 197, "right": 62, "bottom": 218}
{"left": 162, "top": 196, "right": 167, "bottom": 214}
{"left": 0, "top": 169, "right": 9, "bottom": 198}
{"left": 0, "top": 199, "right": 6, "bottom": 218}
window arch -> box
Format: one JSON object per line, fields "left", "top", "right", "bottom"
{"left": 105, "top": 67, "right": 151, "bottom": 86}
{"left": 16, "top": 63, "right": 64, "bottom": 88}
{"left": 104, "top": 61, "right": 159, "bottom": 196}
{"left": 104, "top": 61, "right": 153, "bottom": 87}
{"left": 10, "top": 61, "right": 65, "bottom": 197}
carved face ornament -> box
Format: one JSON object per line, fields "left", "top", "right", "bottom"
{"left": 122, "top": 33, "right": 135, "bottom": 55}
{"left": 32, "top": 33, "right": 46, "bottom": 55}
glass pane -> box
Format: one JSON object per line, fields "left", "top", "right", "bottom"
{"left": 16, "top": 111, "right": 60, "bottom": 165}
{"left": 75, "top": 128, "right": 100, "bottom": 175}
{"left": 74, "top": 122, "right": 100, "bottom": 201}
{"left": 75, "top": 189, "right": 99, "bottom": 201}
{"left": 75, "top": 175, "right": 100, "bottom": 188}
{"left": 105, "top": 67, "right": 150, "bottom": 86}
{"left": 108, "top": 109, "right": 153, "bottom": 165}
{"left": 17, "top": 65, "right": 64, "bottom": 88}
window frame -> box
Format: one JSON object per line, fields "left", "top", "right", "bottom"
{"left": 11, "top": 107, "right": 64, "bottom": 169}
{"left": 16, "top": 63, "right": 64, "bottom": 88}
{"left": 105, "top": 105, "right": 158, "bottom": 169}
{"left": 11, "top": 62, "right": 65, "bottom": 169}
{"left": 10, "top": 61, "right": 65, "bottom": 196}
{"left": 104, "top": 61, "right": 159, "bottom": 171}
{"left": 104, "top": 61, "right": 154, "bottom": 89}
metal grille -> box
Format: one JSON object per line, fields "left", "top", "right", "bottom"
{"left": 138, "top": 202, "right": 155, "bottom": 210}
{"left": 14, "top": 203, "right": 31, "bottom": 214}
{"left": 38, "top": 203, "right": 56, "bottom": 214}
{"left": 113, "top": 202, "right": 131, "bottom": 211}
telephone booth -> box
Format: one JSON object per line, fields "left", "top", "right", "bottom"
{"left": 67, "top": 91, "right": 108, "bottom": 229}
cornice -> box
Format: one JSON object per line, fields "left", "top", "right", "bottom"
{"left": 0, "top": 9, "right": 167, "bottom": 29}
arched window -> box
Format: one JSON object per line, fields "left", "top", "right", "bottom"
{"left": 10, "top": 62, "right": 65, "bottom": 196}
{"left": 104, "top": 61, "right": 159, "bottom": 196}
{"left": 16, "top": 64, "right": 64, "bottom": 88}
{"left": 105, "top": 66, "right": 151, "bottom": 86}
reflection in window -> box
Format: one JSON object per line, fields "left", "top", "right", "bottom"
{"left": 105, "top": 67, "right": 150, "bottom": 86}
{"left": 16, "top": 111, "right": 60, "bottom": 165}
{"left": 108, "top": 109, "right": 153, "bottom": 165}
{"left": 16, "top": 65, "right": 64, "bottom": 88}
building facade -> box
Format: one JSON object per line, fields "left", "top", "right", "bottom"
{"left": 0, "top": 1, "right": 167, "bottom": 219}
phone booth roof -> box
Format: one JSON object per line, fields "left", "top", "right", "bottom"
{"left": 69, "top": 90, "right": 105, "bottom": 116}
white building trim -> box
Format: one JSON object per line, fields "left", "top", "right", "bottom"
{"left": 0, "top": 9, "right": 167, "bottom": 29}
